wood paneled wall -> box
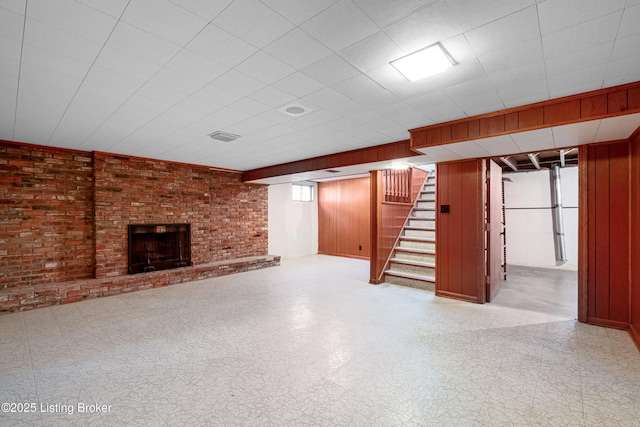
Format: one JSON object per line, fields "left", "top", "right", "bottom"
{"left": 579, "top": 141, "right": 630, "bottom": 329}
{"left": 435, "top": 159, "right": 486, "bottom": 303}
{"left": 318, "top": 177, "right": 370, "bottom": 260}
{"left": 630, "top": 132, "right": 640, "bottom": 349}
{"left": 369, "top": 168, "right": 428, "bottom": 284}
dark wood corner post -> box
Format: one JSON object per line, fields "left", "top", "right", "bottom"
{"left": 369, "top": 170, "right": 382, "bottom": 284}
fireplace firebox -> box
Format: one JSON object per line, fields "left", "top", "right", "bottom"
{"left": 128, "top": 224, "right": 192, "bottom": 274}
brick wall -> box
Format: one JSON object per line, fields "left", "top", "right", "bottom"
{"left": 93, "top": 152, "right": 268, "bottom": 277}
{"left": 1, "top": 141, "right": 269, "bottom": 289}
{"left": 0, "top": 141, "right": 94, "bottom": 288}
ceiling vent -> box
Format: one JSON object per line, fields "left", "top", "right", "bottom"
{"left": 324, "top": 169, "right": 341, "bottom": 173}
{"left": 278, "top": 102, "right": 313, "bottom": 118}
{"left": 208, "top": 131, "right": 240, "bottom": 142}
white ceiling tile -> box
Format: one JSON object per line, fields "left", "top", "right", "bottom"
{"left": 466, "top": 6, "right": 539, "bottom": 57}
{"left": 147, "top": 67, "right": 206, "bottom": 94}
{"left": 0, "top": 7, "right": 24, "bottom": 41}
{"left": 26, "top": 0, "right": 116, "bottom": 42}
{"left": 84, "top": 65, "right": 146, "bottom": 93}
{"left": 385, "top": 1, "right": 463, "bottom": 54}
{"left": 545, "top": 42, "right": 613, "bottom": 78}
{"left": 509, "top": 128, "right": 554, "bottom": 153}
{"left": 259, "top": 0, "right": 338, "bottom": 26}
{"left": 213, "top": 0, "right": 294, "bottom": 48}
{"left": 187, "top": 24, "right": 257, "bottom": 68}
{"left": 551, "top": 121, "right": 600, "bottom": 147}
{"left": 339, "top": 31, "right": 404, "bottom": 73}
{"left": 167, "top": 0, "right": 234, "bottom": 21}
{"left": 264, "top": 28, "right": 332, "bottom": 70}
{"left": 18, "top": 63, "right": 82, "bottom": 96}
{"left": 0, "top": 57, "right": 20, "bottom": 78}
{"left": 542, "top": 11, "right": 623, "bottom": 60}
{"left": 445, "top": 0, "right": 536, "bottom": 32}
{"left": 116, "top": 94, "right": 173, "bottom": 122}
{"left": 302, "top": 53, "right": 361, "bottom": 86}
{"left": 477, "top": 38, "right": 544, "bottom": 75}
{"left": 416, "top": 145, "right": 462, "bottom": 162}
{"left": 537, "top": 0, "right": 626, "bottom": 36}
{"left": 594, "top": 113, "right": 640, "bottom": 142}
{"left": 301, "top": 0, "right": 379, "bottom": 51}
{"left": 420, "top": 102, "right": 466, "bottom": 124}
{"left": 227, "top": 98, "right": 272, "bottom": 117}
{"left": 618, "top": 4, "right": 640, "bottom": 38}
{"left": 106, "top": 22, "right": 182, "bottom": 66}
{"left": 443, "top": 141, "right": 491, "bottom": 158}
{"left": 121, "top": 0, "right": 208, "bottom": 44}
{"left": 175, "top": 95, "right": 223, "bottom": 115}
{"left": 192, "top": 83, "right": 242, "bottom": 108}
{"left": 210, "top": 70, "right": 267, "bottom": 98}
{"left": 299, "top": 87, "right": 349, "bottom": 109}
{"left": 604, "top": 53, "right": 640, "bottom": 85}
{"left": 21, "top": 44, "right": 92, "bottom": 79}
{"left": 498, "top": 79, "right": 549, "bottom": 108}
{"left": 0, "top": 0, "right": 26, "bottom": 15}
{"left": 135, "top": 82, "right": 188, "bottom": 105}
{"left": 610, "top": 33, "right": 640, "bottom": 62}
{"left": 74, "top": 0, "right": 128, "bottom": 18}
{"left": 165, "top": 50, "right": 228, "bottom": 83}
{"left": 332, "top": 74, "right": 381, "bottom": 99}
{"left": 0, "top": 35, "right": 22, "bottom": 62}
{"left": 487, "top": 62, "right": 547, "bottom": 91}
{"left": 223, "top": 115, "right": 274, "bottom": 135}
{"left": 353, "top": 87, "right": 399, "bottom": 109}
{"left": 475, "top": 135, "right": 521, "bottom": 156}
{"left": 326, "top": 100, "right": 369, "bottom": 117}
{"left": 94, "top": 47, "right": 163, "bottom": 80}
{"left": 455, "top": 93, "right": 505, "bottom": 117}
{"left": 547, "top": 64, "right": 607, "bottom": 99}
{"left": 235, "top": 51, "right": 296, "bottom": 85}
{"left": 353, "top": 0, "right": 438, "bottom": 28}
{"left": 272, "top": 71, "right": 324, "bottom": 97}
{"left": 444, "top": 77, "right": 498, "bottom": 103}
{"left": 248, "top": 86, "right": 297, "bottom": 108}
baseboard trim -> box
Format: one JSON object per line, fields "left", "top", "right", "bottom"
{"left": 587, "top": 317, "right": 629, "bottom": 330}
{"left": 630, "top": 324, "right": 640, "bottom": 352}
{"left": 436, "top": 290, "right": 479, "bottom": 304}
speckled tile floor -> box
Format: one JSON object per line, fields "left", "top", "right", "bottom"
{"left": 1, "top": 255, "right": 638, "bottom": 427}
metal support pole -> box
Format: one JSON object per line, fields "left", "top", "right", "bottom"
{"left": 550, "top": 164, "right": 567, "bottom": 262}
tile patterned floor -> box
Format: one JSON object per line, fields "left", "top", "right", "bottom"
{"left": 0, "top": 255, "right": 638, "bottom": 426}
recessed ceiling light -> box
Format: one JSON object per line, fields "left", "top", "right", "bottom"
{"left": 390, "top": 43, "right": 456, "bottom": 82}
{"left": 278, "top": 102, "right": 313, "bottom": 117}
{"left": 208, "top": 131, "right": 240, "bottom": 142}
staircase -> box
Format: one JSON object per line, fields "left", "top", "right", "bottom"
{"left": 383, "top": 173, "right": 436, "bottom": 291}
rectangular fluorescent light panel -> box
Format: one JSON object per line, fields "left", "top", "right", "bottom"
{"left": 390, "top": 43, "right": 455, "bottom": 82}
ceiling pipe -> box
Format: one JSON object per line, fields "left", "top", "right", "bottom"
{"left": 559, "top": 149, "right": 566, "bottom": 167}
{"left": 500, "top": 156, "right": 518, "bottom": 171}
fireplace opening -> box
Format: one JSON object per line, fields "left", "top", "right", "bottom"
{"left": 128, "top": 224, "right": 192, "bottom": 274}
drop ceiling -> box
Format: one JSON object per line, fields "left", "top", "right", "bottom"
{"left": 1, "top": 0, "right": 640, "bottom": 175}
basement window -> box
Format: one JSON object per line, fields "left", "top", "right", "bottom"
{"left": 292, "top": 183, "right": 314, "bottom": 202}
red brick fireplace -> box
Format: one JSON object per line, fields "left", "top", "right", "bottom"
{"left": 0, "top": 140, "right": 279, "bottom": 313}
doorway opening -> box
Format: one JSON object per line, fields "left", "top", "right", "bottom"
{"left": 488, "top": 149, "right": 579, "bottom": 319}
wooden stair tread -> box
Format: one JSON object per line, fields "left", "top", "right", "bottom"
{"left": 400, "top": 235, "right": 435, "bottom": 243}
{"left": 394, "top": 247, "right": 435, "bottom": 255}
{"left": 389, "top": 258, "right": 435, "bottom": 268}
{"left": 404, "top": 225, "right": 435, "bottom": 231}
{"left": 385, "top": 270, "right": 436, "bottom": 283}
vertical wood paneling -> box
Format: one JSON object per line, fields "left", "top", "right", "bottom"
{"left": 609, "top": 142, "right": 630, "bottom": 323}
{"left": 436, "top": 159, "right": 485, "bottom": 303}
{"left": 630, "top": 132, "right": 640, "bottom": 349}
{"left": 318, "top": 177, "right": 371, "bottom": 260}
{"left": 583, "top": 140, "right": 630, "bottom": 328}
